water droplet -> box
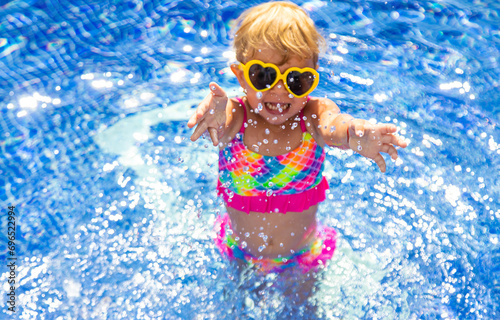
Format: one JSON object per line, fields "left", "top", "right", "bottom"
{"left": 274, "top": 139, "right": 278, "bottom": 144}
{"left": 266, "top": 189, "right": 273, "bottom": 196}
{"left": 255, "top": 103, "right": 264, "bottom": 113}
{"left": 330, "top": 126, "right": 336, "bottom": 132}
{"left": 357, "top": 145, "right": 363, "bottom": 151}
{"left": 291, "top": 232, "right": 295, "bottom": 236}
{"left": 291, "top": 123, "right": 298, "bottom": 130}
{"left": 245, "top": 232, "right": 250, "bottom": 237}
{"left": 243, "top": 166, "right": 249, "bottom": 172}
{"left": 178, "top": 157, "right": 184, "bottom": 163}
{"left": 258, "top": 245, "right": 266, "bottom": 252}
{"left": 378, "top": 141, "right": 382, "bottom": 146}
{"left": 211, "top": 86, "right": 216, "bottom": 90}
{"left": 282, "top": 258, "right": 288, "bottom": 263}
{"left": 209, "top": 109, "right": 215, "bottom": 114}
{"left": 290, "top": 249, "right": 295, "bottom": 254}
{"left": 241, "top": 241, "right": 247, "bottom": 248}
{"left": 288, "top": 93, "right": 294, "bottom": 98}
{"left": 312, "top": 114, "right": 317, "bottom": 118}
{"left": 256, "top": 91, "right": 263, "bottom": 99}
{"left": 357, "top": 130, "right": 364, "bottom": 137}
{"left": 265, "top": 128, "right": 270, "bottom": 135}
{"left": 257, "top": 142, "right": 262, "bottom": 146}
{"left": 263, "top": 139, "right": 268, "bottom": 144}
{"left": 285, "top": 146, "right": 291, "bottom": 151}
{"left": 269, "top": 182, "right": 274, "bottom": 187}
{"left": 277, "top": 85, "right": 282, "bottom": 89}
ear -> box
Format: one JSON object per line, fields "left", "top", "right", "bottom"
{"left": 231, "top": 63, "right": 247, "bottom": 88}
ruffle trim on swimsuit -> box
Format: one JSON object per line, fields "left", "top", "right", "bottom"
{"left": 214, "top": 213, "right": 337, "bottom": 274}
{"left": 217, "top": 176, "right": 329, "bottom": 214}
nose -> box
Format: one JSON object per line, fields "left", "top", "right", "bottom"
{"left": 269, "top": 79, "right": 288, "bottom": 96}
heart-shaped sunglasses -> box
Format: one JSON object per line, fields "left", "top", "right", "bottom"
{"left": 239, "top": 60, "right": 319, "bottom": 98}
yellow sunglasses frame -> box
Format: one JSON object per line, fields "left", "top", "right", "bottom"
{"left": 239, "top": 60, "right": 320, "bottom": 98}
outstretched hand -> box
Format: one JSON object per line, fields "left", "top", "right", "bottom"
{"left": 348, "top": 119, "right": 408, "bottom": 172}
{"left": 187, "top": 82, "right": 228, "bottom": 146}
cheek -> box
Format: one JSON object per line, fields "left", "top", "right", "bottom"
{"left": 245, "top": 89, "right": 264, "bottom": 104}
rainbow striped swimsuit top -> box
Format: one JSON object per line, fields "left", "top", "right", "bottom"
{"left": 217, "top": 97, "right": 328, "bottom": 214}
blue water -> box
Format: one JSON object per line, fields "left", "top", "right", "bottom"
{"left": 1, "top": 0, "right": 499, "bottom": 318}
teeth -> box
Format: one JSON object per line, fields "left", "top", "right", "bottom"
{"left": 265, "top": 102, "right": 290, "bottom": 111}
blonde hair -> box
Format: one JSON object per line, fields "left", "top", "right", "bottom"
{"left": 233, "top": 1, "right": 325, "bottom": 65}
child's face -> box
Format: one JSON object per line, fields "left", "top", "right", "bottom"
{"left": 232, "top": 46, "right": 317, "bottom": 125}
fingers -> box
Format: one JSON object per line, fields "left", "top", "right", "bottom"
{"left": 188, "top": 82, "right": 227, "bottom": 144}
{"left": 190, "top": 123, "right": 221, "bottom": 146}
{"left": 381, "top": 134, "right": 407, "bottom": 149}
{"left": 372, "top": 153, "right": 387, "bottom": 173}
{"left": 380, "top": 144, "right": 399, "bottom": 160}
{"left": 187, "top": 97, "right": 210, "bottom": 128}
{"left": 208, "top": 127, "right": 219, "bottom": 146}
{"left": 350, "top": 121, "right": 367, "bottom": 138}
{"left": 190, "top": 121, "right": 207, "bottom": 142}
{"left": 187, "top": 110, "right": 203, "bottom": 128}
{"left": 209, "top": 82, "right": 227, "bottom": 98}
{"left": 379, "top": 124, "right": 397, "bottom": 134}
{"left": 395, "top": 135, "right": 408, "bottom": 148}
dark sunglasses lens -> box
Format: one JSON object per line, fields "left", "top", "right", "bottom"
{"left": 287, "top": 71, "right": 315, "bottom": 96}
{"left": 248, "top": 64, "right": 277, "bottom": 90}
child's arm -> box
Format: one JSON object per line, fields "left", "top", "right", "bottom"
{"left": 187, "top": 82, "right": 231, "bottom": 146}
{"left": 311, "top": 97, "right": 408, "bottom": 173}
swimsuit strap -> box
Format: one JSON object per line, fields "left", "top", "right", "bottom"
{"left": 299, "top": 109, "right": 307, "bottom": 133}
{"left": 235, "top": 97, "right": 247, "bottom": 134}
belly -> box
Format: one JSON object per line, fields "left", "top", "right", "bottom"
{"left": 226, "top": 204, "right": 318, "bottom": 259}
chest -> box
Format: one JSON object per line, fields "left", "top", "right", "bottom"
{"left": 242, "top": 120, "right": 305, "bottom": 156}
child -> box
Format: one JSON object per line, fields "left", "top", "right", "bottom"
{"left": 187, "top": 1, "right": 407, "bottom": 276}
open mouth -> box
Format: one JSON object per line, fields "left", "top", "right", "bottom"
{"left": 264, "top": 102, "right": 291, "bottom": 114}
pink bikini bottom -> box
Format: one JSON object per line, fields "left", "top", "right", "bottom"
{"left": 214, "top": 213, "right": 337, "bottom": 274}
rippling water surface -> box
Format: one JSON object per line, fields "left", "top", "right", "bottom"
{"left": 0, "top": 0, "right": 499, "bottom": 319}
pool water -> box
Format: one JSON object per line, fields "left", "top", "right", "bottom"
{"left": 1, "top": 0, "right": 499, "bottom": 319}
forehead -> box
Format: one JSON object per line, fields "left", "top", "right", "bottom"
{"left": 249, "top": 46, "right": 314, "bottom": 68}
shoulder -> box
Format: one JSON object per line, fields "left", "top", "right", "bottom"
{"left": 303, "top": 97, "right": 340, "bottom": 143}
{"left": 305, "top": 96, "right": 340, "bottom": 116}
